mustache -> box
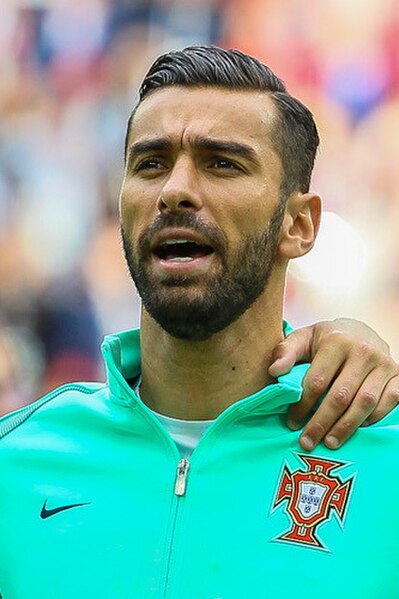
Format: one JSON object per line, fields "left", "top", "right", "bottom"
{"left": 138, "top": 212, "right": 228, "bottom": 254}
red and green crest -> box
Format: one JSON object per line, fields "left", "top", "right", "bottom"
{"left": 272, "top": 454, "right": 355, "bottom": 551}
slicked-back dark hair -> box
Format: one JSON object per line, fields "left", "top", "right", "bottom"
{"left": 124, "top": 45, "right": 319, "bottom": 200}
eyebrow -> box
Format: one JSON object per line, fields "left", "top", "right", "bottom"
{"left": 193, "top": 136, "right": 261, "bottom": 166}
{"left": 128, "top": 136, "right": 261, "bottom": 166}
{"left": 128, "top": 138, "right": 170, "bottom": 158}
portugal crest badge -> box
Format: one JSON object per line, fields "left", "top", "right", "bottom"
{"left": 272, "top": 454, "right": 355, "bottom": 551}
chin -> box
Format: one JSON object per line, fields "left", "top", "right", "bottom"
{"left": 143, "top": 289, "right": 253, "bottom": 342}
{"left": 153, "top": 320, "right": 216, "bottom": 342}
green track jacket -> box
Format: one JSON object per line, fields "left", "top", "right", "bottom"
{"left": 0, "top": 328, "right": 398, "bottom": 598}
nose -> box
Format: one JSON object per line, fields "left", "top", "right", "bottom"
{"left": 157, "top": 158, "right": 203, "bottom": 214}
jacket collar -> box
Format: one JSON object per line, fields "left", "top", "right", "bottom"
{"left": 101, "top": 324, "right": 308, "bottom": 415}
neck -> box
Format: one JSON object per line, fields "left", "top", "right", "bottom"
{"left": 139, "top": 281, "right": 285, "bottom": 420}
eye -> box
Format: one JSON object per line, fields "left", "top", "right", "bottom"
{"left": 136, "top": 158, "right": 166, "bottom": 171}
{"left": 211, "top": 158, "right": 242, "bottom": 171}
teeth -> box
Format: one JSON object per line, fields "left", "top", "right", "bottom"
{"left": 168, "top": 256, "right": 194, "bottom": 262}
{"left": 163, "top": 239, "right": 194, "bottom": 245}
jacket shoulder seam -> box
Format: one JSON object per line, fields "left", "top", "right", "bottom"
{"left": 0, "top": 383, "right": 105, "bottom": 441}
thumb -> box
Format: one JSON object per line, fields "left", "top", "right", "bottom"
{"left": 268, "top": 326, "right": 313, "bottom": 377}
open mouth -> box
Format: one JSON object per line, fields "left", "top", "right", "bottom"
{"left": 153, "top": 239, "right": 214, "bottom": 262}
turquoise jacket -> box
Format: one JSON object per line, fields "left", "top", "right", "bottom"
{"left": 0, "top": 328, "right": 398, "bottom": 598}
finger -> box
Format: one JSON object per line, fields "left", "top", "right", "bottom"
{"left": 287, "top": 344, "right": 347, "bottom": 430}
{"left": 322, "top": 368, "right": 387, "bottom": 449}
{"left": 269, "top": 327, "right": 313, "bottom": 377}
{"left": 290, "top": 339, "right": 387, "bottom": 432}
{"left": 366, "top": 374, "right": 399, "bottom": 424}
{"left": 297, "top": 358, "right": 374, "bottom": 450}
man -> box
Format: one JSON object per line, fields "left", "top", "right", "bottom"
{"left": 1, "top": 47, "right": 398, "bottom": 598}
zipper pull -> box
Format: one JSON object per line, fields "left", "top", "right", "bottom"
{"left": 174, "top": 458, "right": 190, "bottom": 496}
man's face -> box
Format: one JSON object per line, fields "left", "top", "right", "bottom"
{"left": 120, "top": 86, "right": 285, "bottom": 340}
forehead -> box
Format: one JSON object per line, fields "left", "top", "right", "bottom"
{"left": 128, "top": 86, "right": 278, "bottom": 151}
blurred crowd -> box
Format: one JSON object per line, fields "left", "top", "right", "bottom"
{"left": 1, "top": 0, "right": 398, "bottom": 413}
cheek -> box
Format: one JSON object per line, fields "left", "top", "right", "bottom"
{"left": 119, "top": 190, "right": 134, "bottom": 232}
{"left": 120, "top": 182, "right": 157, "bottom": 233}
{"left": 217, "top": 189, "right": 276, "bottom": 238}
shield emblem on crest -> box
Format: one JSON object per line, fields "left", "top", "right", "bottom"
{"left": 296, "top": 481, "right": 327, "bottom": 520}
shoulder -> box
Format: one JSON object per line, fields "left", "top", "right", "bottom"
{"left": 369, "top": 404, "right": 399, "bottom": 429}
{"left": 0, "top": 381, "right": 108, "bottom": 442}
{"left": 347, "top": 405, "right": 399, "bottom": 458}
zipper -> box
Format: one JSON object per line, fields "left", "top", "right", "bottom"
{"left": 163, "top": 458, "right": 190, "bottom": 597}
{"left": 174, "top": 458, "right": 190, "bottom": 496}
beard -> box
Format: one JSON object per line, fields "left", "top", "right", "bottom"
{"left": 121, "top": 203, "right": 285, "bottom": 341}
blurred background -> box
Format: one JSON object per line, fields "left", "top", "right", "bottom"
{"left": 1, "top": 0, "right": 398, "bottom": 413}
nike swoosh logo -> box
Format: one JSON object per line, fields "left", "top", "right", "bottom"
{"left": 40, "top": 499, "right": 91, "bottom": 520}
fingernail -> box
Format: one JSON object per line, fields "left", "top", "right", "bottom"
{"left": 325, "top": 435, "right": 339, "bottom": 449}
{"left": 268, "top": 363, "right": 281, "bottom": 375}
{"left": 269, "top": 358, "right": 288, "bottom": 375}
{"left": 362, "top": 419, "right": 370, "bottom": 427}
{"left": 287, "top": 418, "right": 301, "bottom": 431}
{"left": 299, "top": 434, "right": 314, "bottom": 451}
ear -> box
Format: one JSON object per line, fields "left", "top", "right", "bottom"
{"left": 278, "top": 192, "right": 321, "bottom": 259}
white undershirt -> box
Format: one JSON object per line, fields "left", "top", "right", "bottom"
{"left": 134, "top": 378, "right": 214, "bottom": 458}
